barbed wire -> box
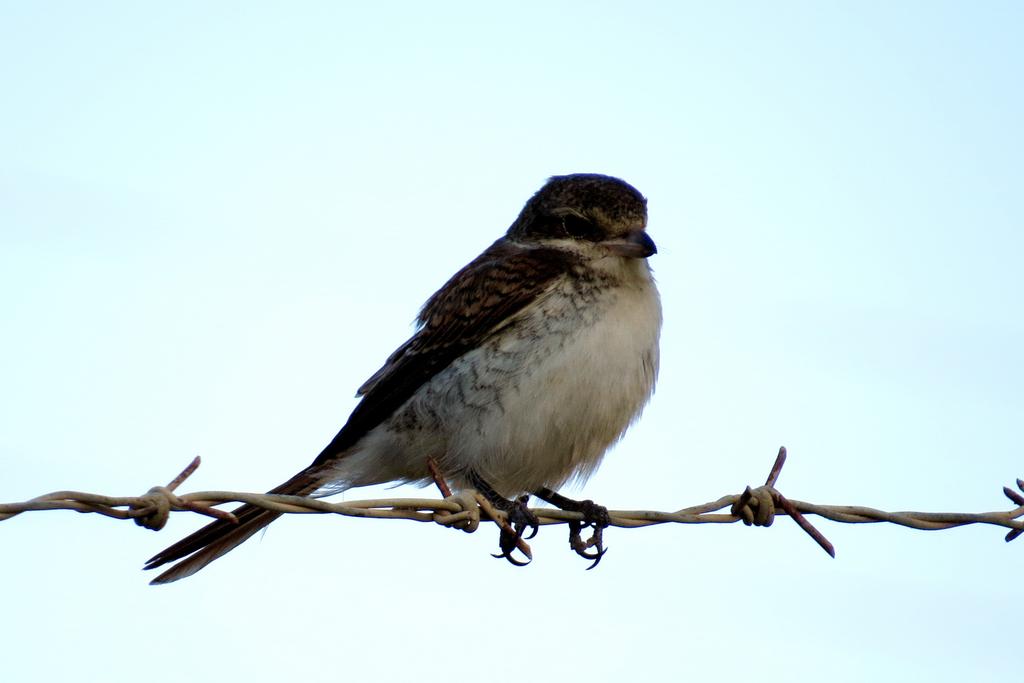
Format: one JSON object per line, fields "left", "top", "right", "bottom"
{"left": 2, "top": 448, "right": 1023, "bottom": 565}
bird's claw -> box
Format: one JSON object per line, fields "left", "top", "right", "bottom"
{"left": 490, "top": 495, "right": 538, "bottom": 567}
{"left": 568, "top": 500, "right": 610, "bottom": 569}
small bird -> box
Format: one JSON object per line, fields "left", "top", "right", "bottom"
{"left": 146, "top": 173, "right": 662, "bottom": 583}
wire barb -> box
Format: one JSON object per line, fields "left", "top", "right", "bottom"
{"left": 730, "top": 446, "right": 836, "bottom": 557}
{"left": 768, "top": 446, "right": 836, "bottom": 558}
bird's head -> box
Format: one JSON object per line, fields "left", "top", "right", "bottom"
{"left": 507, "top": 174, "right": 655, "bottom": 259}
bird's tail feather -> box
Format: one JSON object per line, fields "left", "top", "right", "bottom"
{"left": 144, "top": 469, "right": 321, "bottom": 585}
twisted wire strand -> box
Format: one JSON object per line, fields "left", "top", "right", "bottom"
{"left": 3, "top": 459, "right": 1023, "bottom": 547}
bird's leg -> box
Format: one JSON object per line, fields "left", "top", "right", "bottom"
{"left": 533, "top": 487, "right": 610, "bottom": 569}
{"left": 426, "top": 457, "right": 453, "bottom": 498}
{"left": 469, "top": 471, "right": 538, "bottom": 566}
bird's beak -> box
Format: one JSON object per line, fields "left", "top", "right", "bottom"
{"left": 604, "top": 230, "right": 657, "bottom": 259}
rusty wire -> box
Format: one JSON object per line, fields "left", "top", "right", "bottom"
{"left": 2, "top": 448, "right": 1023, "bottom": 562}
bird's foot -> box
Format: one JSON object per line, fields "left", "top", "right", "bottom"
{"left": 567, "top": 499, "right": 610, "bottom": 569}
{"left": 534, "top": 488, "right": 611, "bottom": 569}
{"left": 470, "top": 472, "right": 537, "bottom": 566}
{"left": 492, "top": 495, "right": 540, "bottom": 566}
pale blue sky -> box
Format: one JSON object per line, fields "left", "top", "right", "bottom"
{"left": 2, "top": 3, "right": 1022, "bottom": 681}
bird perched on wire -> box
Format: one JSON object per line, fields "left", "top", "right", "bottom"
{"left": 145, "top": 173, "right": 662, "bottom": 583}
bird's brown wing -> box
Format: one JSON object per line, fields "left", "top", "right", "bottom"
{"left": 311, "top": 238, "right": 578, "bottom": 464}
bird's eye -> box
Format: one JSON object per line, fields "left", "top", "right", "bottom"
{"left": 561, "top": 214, "right": 599, "bottom": 241}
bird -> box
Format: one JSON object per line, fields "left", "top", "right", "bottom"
{"left": 145, "top": 173, "right": 662, "bottom": 583}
